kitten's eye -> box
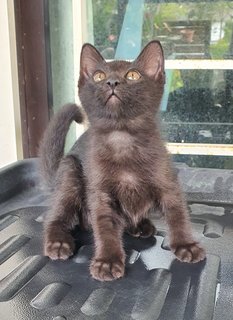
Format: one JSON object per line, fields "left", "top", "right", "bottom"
{"left": 93, "top": 71, "right": 106, "bottom": 82}
{"left": 126, "top": 70, "right": 141, "bottom": 81}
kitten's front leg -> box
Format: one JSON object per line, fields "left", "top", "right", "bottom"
{"left": 158, "top": 182, "right": 206, "bottom": 263}
{"left": 44, "top": 156, "right": 84, "bottom": 260}
{"left": 89, "top": 192, "right": 125, "bottom": 281}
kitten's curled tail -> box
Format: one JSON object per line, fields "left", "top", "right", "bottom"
{"left": 39, "top": 103, "right": 84, "bottom": 188}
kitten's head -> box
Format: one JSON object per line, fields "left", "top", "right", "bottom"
{"left": 78, "top": 41, "right": 165, "bottom": 123}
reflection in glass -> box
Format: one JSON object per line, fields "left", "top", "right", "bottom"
{"left": 86, "top": 0, "right": 233, "bottom": 168}
{"left": 46, "top": 1, "right": 233, "bottom": 167}
{"left": 91, "top": 1, "right": 233, "bottom": 60}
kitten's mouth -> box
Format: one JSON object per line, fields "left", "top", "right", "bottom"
{"left": 105, "top": 93, "right": 123, "bottom": 105}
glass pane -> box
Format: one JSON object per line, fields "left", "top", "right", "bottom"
{"left": 47, "top": 0, "right": 233, "bottom": 168}
{"left": 161, "top": 69, "right": 233, "bottom": 144}
{"left": 47, "top": 0, "right": 77, "bottom": 150}
{"left": 88, "top": 0, "right": 233, "bottom": 169}
{"left": 143, "top": 1, "right": 233, "bottom": 60}
{"left": 90, "top": 1, "right": 233, "bottom": 60}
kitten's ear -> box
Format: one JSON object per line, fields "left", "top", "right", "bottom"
{"left": 134, "top": 41, "right": 164, "bottom": 80}
{"left": 80, "top": 43, "right": 105, "bottom": 78}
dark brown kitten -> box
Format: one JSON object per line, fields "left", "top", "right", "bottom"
{"left": 39, "top": 41, "right": 206, "bottom": 281}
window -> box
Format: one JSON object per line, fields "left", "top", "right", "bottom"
{"left": 47, "top": 0, "right": 233, "bottom": 168}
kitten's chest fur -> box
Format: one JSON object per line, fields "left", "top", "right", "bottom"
{"left": 99, "top": 129, "right": 151, "bottom": 165}
{"left": 92, "top": 128, "right": 158, "bottom": 178}
{"left": 106, "top": 130, "right": 135, "bottom": 158}
{"left": 88, "top": 129, "right": 158, "bottom": 217}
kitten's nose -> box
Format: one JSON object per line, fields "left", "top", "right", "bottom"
{"left": 106, "top": 78, "right": 120, "bottom": 89}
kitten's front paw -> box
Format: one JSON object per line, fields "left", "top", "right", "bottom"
{"left": 171, "top": 242, "right": 206, "bottom": 263}
{"left": 90, "top": 256, "right": 125, "bottom": 281}
{"left": 44, "top": 234, "right": 75, "bottom": 260}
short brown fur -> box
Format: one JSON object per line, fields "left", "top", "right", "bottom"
{"left": 40, "top": 41, "right": 205, "bottom": 281}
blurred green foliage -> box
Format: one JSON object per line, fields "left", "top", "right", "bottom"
{"left": 92, "top": 0, "right": 117, "bottom": 50}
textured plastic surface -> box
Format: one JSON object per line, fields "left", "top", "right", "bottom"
{"left": 0, "top": 159, "right": 232, "bottom": 320}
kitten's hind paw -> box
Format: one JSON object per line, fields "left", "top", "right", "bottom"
{"left": 90, "top": 257, "right": 125, "bottom": 281}
{"left": 172, "top": 242, "right": 206, "bottom": 263}
{"left": 127, "top": 219, "right": 156, "bottom": 238}
{"left": 44, "top": 235, "right": 75, "bottom": 260}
